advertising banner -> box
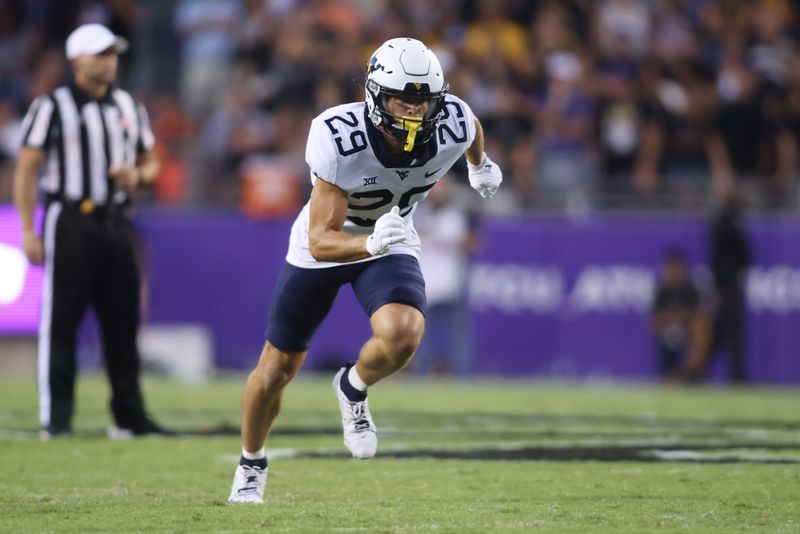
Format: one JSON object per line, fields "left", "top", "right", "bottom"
{"left": 135, "top": 210, "right": 800, "bottom": 383}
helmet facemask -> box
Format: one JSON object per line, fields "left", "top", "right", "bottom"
{"left": 367, "top": 80, "right": 446, "bottom": 151}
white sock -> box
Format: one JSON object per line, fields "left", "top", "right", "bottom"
{"left": 242, "top": 446, "right": 266, "bottom": 460}
{"left": 348, "top": 366, "right": 368, "bottom": 392}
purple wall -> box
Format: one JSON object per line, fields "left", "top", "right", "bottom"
{"left": 0, "top": 207, "right": 43, "bottom": 333}
{"left": 136, "top": 209, "right": 800, "bottom": 384}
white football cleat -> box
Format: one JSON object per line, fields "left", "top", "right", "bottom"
{"left": 333, "top": 367, "right": 377, "bottom": 459}
{"left": 227, "top": 464, "right": 268, "bottom": 504}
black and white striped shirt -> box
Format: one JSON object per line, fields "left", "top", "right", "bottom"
{"left": 19, "top": 83, "right": 155, "bottom": 206}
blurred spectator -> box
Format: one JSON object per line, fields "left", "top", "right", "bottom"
{"left": 528, "top": 50, "right": 597, "bottom": 215}
{"left": 25, "top": 49, "right": 65, "bottom": 102}
{"left": 462, "top": 0, "right": 530, "bottom": 68}
{"left": 650, "top": 250, "right": 711, "bottom": 380}
{"left": 201, "top": 82, "right": 276, "bottom": 203}
{"left": 594, "top": 54, "right": 644, "bottom": 201}
{"left": 0, "top": 99, "right": 22, "bottom": 200}
{"left": 146, "top": 94, "right": 193, "bottom": 204}
{"left": 0, "top": 99, "right": 21, "bottom": 162}
{"left": 531, "top": 1, "right": 582, "bottom": 56}
{"left": 413, "top": 176, "right": 478, "bottom": 377}
{"left": 2, "top": 0, "right": 799, "bottom": 212}
{"left": 634, "top": 18, "right": 717, "bottom": 206}
{"left": 788, "top": 54, "right": 800, "bottom": 200}
{"left": 593, "top": 0, "right": 651, "bottom": 60}
{"left": 235, "top": 0, "right": 277, "bottom": 70}
{"left": 707, "top": 29, "right": 798, "bottom": 208}
{"left": 0, "top": 1, "right": 36, "bottom": 104}
{"left": 697, "top": 191, "right": 752, "bottom": 382}
{"left": 174, "top": 0, "right": 242, "bottom": 121}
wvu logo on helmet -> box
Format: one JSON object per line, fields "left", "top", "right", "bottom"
{"left": 402, "top": 82, "right": 430, "bottom": 93}
{"left": 367, "top": 56, "right": 392, "bottom": 75}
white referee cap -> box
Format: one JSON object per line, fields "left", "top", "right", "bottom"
{"left": 66, "top": 23, "right": 129, "bottom": 60}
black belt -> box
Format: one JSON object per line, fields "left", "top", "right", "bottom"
{"left": 46, "top": 195, "right": 125, "bottom": 217}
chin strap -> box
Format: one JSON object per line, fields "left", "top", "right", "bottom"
{"left": 401, "top": 116, "right": 422, "bottom": 152}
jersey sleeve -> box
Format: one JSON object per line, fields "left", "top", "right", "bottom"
{"left": 20, "top": 95, "right": 55, "bottom": 150}
{"left": 305, "top": 115, "right": 339, "bottom": 185}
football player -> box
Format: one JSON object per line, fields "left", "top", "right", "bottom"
{"left": 229, "top": 37, "right": 502, "bottom": 503}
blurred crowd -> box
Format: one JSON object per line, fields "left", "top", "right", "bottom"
{"left": 2, "top": 0, "right": 800, "bottom": 215}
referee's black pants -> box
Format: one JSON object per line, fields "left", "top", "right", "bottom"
{"left": 39, "top": 201, "right": 149, "bottom": 432}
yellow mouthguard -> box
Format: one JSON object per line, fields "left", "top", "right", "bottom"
{"left": 402, "top": 116, "right": 422, "bottom": 152}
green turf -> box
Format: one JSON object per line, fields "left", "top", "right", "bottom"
{"left": 1, "top": 373, "right": 798, "bottom": 532}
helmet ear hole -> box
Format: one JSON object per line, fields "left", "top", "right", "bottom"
{"left": 366, "top": 79, "right": 379, "bottom": 96}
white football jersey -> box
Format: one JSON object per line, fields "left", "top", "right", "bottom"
{"left": 286, "top": 94, "right": 477, "bottom": 269}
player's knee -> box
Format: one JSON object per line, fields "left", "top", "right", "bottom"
{"left": 259, "top": 365, "right": 294, "bottom": 390}
{"left": 380, "top": 323, "right": 423, "bottom": 361}
{"left": 255, "top": 344, "right": 304, "bottom": 389}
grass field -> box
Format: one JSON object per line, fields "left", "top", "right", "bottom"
{"left": 1, "top": 373, "right": 798, "bottom": 532}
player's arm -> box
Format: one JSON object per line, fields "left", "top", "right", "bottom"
{"left": 465, "top": 118, "right": 484, "bottom": 165}
{"left": 13, "top": 147, "right": 47, "bottom": 264}
{"left": 308, "top": 177, "right": 373, "bottom": 262}
{"left": 465, "top": 117, "right": 503, "bottom": 199}
{"left": 308, "top": 178, "right": 407, "bottom": 262}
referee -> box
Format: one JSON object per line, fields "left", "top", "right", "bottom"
{"left": 13, "top": 24, "right": 163, "bottom": 438}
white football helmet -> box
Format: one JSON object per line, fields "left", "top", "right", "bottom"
{"left": 365, "top": 37, "right": 448, "bottom": 151}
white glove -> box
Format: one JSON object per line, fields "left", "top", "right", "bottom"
{"left": 467, "top": 153, "right": 503, "bottom": 199}
{"left": 365, "top": 206, "right": 407, "bottom": 256}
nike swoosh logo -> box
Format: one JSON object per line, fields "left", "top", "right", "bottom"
{"left": 425, "top": 168, "right": 441, "bottom": 178}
